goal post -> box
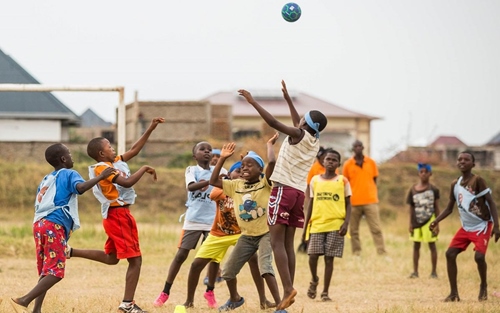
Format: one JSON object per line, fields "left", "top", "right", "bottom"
{"left": 0, "top": 84, "right": 126, "bottom": 154}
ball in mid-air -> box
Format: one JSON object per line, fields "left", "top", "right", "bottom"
{"left": 281, "top": 2, "right": 301, "bottom": 23}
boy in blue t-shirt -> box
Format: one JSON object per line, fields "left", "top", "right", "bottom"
{"left": 10, "top": 143, "right": 114, "bottom": 313}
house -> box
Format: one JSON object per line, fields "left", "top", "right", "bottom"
{"left": 202, "top": 90, "right": 379, "bottom": 157}
{"left": 71, "top": 108, "right": 115, "bottom": 143}
{"left": 388, "top": 135, "right": 498, "bottom": 169}
{"left": 0, "top": 48, "right": 79, "bottom": 142}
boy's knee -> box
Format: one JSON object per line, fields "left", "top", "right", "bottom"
{"left": 174, "top": 249, "right": 190, "bottom": 263}
{"left": 445, "top": 248, "right": 459, "bottom": 260}
{"left": 474, "top": 252, "right": 486, "bottom": 263}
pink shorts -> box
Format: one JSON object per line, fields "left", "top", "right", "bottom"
{"left": 33, "top": 219, "right": 67, "bottom": 278}
{"left": 449, "top": 222, "right": 492, "bottom": 255}
{"left": 103, "top": 207, "right": 141, "bottom": 259}
{"left": 267, "top": 185, "right": 305, "bottom": 228}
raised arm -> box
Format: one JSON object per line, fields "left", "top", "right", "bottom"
{"left": 264, "top": 132, "right": 279, "bottom": 183}
{"left": 209, "top": 143, "right": 235, "bottom": 188}
{"left": 281, "top": 80, "right": 301, "bottom": 127}
{"left": 238, "top": 89, "right": 302, "bottom": 139}
{"left": 122, "top": 117, "right": 165, "bottom": 162}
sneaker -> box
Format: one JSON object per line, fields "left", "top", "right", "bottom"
{"left": 204, "top": 290, "right": 218, "bottom": 308}
{"left": 118, "top": 301, "right": 147, "bottom": 313}
{"left": 153, "top": 292, "right": 169, "bottom": 307}
{"left": 430, "top": 272, "right": 438, "bottom": 279}
{"left": 65, "top": 244, "right": 72, "bottom": 259}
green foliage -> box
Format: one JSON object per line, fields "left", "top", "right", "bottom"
{"left": 167, "top": 151, "right": 194, "bottom": 169}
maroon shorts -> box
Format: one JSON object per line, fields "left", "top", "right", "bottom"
{"left": 103, "top": 207, "right": 141, "bottom": 259}
{"left": 449, "top": 222, "right": 492, "bottom": 255}
{"left": 33, "top": 219, "right": 67, "bottom": 278}
{"left": 267, "top": 185, "right": 305, "bottom": 228}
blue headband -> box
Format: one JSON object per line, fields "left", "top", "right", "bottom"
{"left": 212, "top": 149, "right": 221, "bottom": 156}
{"left": 305, "top": 111, "right": 320, "bottom": 139}
{"left": 229, "top": 161, "right": 242, "bottom": 174}
{"left": 417, "top": 163, "right": 432, "bottom": 172}
{"left": 245, "top": 151, "right": 264, "bottom": 168}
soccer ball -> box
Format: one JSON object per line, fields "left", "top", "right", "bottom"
{"left": 281, "top": 2, "right": 301, "bottom": 23}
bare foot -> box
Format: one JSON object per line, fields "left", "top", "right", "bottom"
{"left": 182, "top": 301, "right": 194, "bottom": 308}
{"left": 260, "top": 300, "right": 276, "bottom": 310}
{"left": 278, "top": 289, "right": 297, "bottom": 310}
{"left": 443, "top": 294, "right": 460, "bottom": 302}
{"left": 479, "top": 286, "right": 488, "bottom": 301}
{"left": 10, "top": 298, "right": 31, "bottom": 313}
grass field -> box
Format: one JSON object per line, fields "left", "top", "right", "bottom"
{"left": 2, "top": 211, "right": 500, "bottom": 313}
{"left": 1, "top": 161, "right": 500, "bottom": 312}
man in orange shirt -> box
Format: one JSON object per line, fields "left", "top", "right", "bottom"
{"left": 342, "top": 140, "right": 386, "bottom": 256}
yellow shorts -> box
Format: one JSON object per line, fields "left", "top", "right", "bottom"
{"left": 194, "top": 233, "right": 241, "bottom": 263}
{"left": 410, "top": 215, "right": 438, "bottom": 243}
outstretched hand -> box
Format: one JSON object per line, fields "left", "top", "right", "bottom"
{"left": 99, "top": 167, "right": 116, "bottom": 179}
{"left": 268, "top": 132, "right": 280, "bottom": 145}
{"left": 144, "top": 166, "right": 157, "bottom": 181}
{"left": 150, "top": 117, "right": 166, "bottom": 129}
{"left": 281, "top": 80, "right": 290, "bottom": 98}
{"left": 238, "top": 89, "right": 255, "bottom": 104}
{"left": 221, "top": 143, "right": 236, "bottom": 158}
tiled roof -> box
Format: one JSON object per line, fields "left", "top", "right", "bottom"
{"left": 0, "top": 48, "right": 79, "bottom": 125}
{"left": 202, "top": 91, "right": 379, "bottom": 119}
{"left": 429, "top": 136, "right": 466, "bottom": 147}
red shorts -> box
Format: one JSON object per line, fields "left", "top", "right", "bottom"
{"left": 103, "top": 207, "right": 141, "bottom": 259}
{"left": 267, "top": 186, "right": 305, "bottom": 228}
{"left": 449, "top": 222, "right": 492, "bottom": 255}
{"left": 33, "top": 219, "right": 67, "bottom": 278}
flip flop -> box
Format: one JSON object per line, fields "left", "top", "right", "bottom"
{"left": 218, "top": 297, "right": 245, "bottom": 312}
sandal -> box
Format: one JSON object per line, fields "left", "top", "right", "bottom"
{"left": 218, "top": 297, "right": 245, "bottom": 311}
{"left": 307, "top": 279, "right": 319, "bottom": 299}
{"left": 321, "top": 292, "right": 332, "bottom": 302}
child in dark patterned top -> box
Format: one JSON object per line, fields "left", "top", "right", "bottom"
{"left": 406, "top": 163, "right": 440, "bottom": 279}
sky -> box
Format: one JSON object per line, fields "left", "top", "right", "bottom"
{"left": 1, "top": 1, "right": 500, "bottom": 161}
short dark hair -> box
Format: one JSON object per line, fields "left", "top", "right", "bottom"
{"left": 192, "top": 141, "right": 210, "bottom": 154}
{"left": 45, "top": 143, "right": 66, "bottom": 167}
{"left": 309, "top": 110, "right": 327, "bottom": 132}
{"left": 324, "top": 148, "right": 341, "bottom": 162}
{"left": 87, "top": 137, "right": 105, "bottom": 161}
{"left": 459, "top": 150, "right": 475, "bottom": 162}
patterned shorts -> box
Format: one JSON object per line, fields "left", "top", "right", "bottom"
{"left": 307, "top": 231, "right": 344, "bottom": 258}
{"left": 33, "top": 219, "right": 67, "bottom": 278}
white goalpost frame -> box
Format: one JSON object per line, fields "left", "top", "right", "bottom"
{"left": 0, "top": 84, "right": 126, "bottom": 154}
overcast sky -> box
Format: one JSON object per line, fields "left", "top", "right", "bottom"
{"left": 1, "top": 1, "right": 499, "bottom": 161}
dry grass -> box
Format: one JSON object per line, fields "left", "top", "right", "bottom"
{"left": 1, "top": 160, "right": 500, "bottom": 312}
{"left": 2, "top": 212, "right": 500, "bottom": 313}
